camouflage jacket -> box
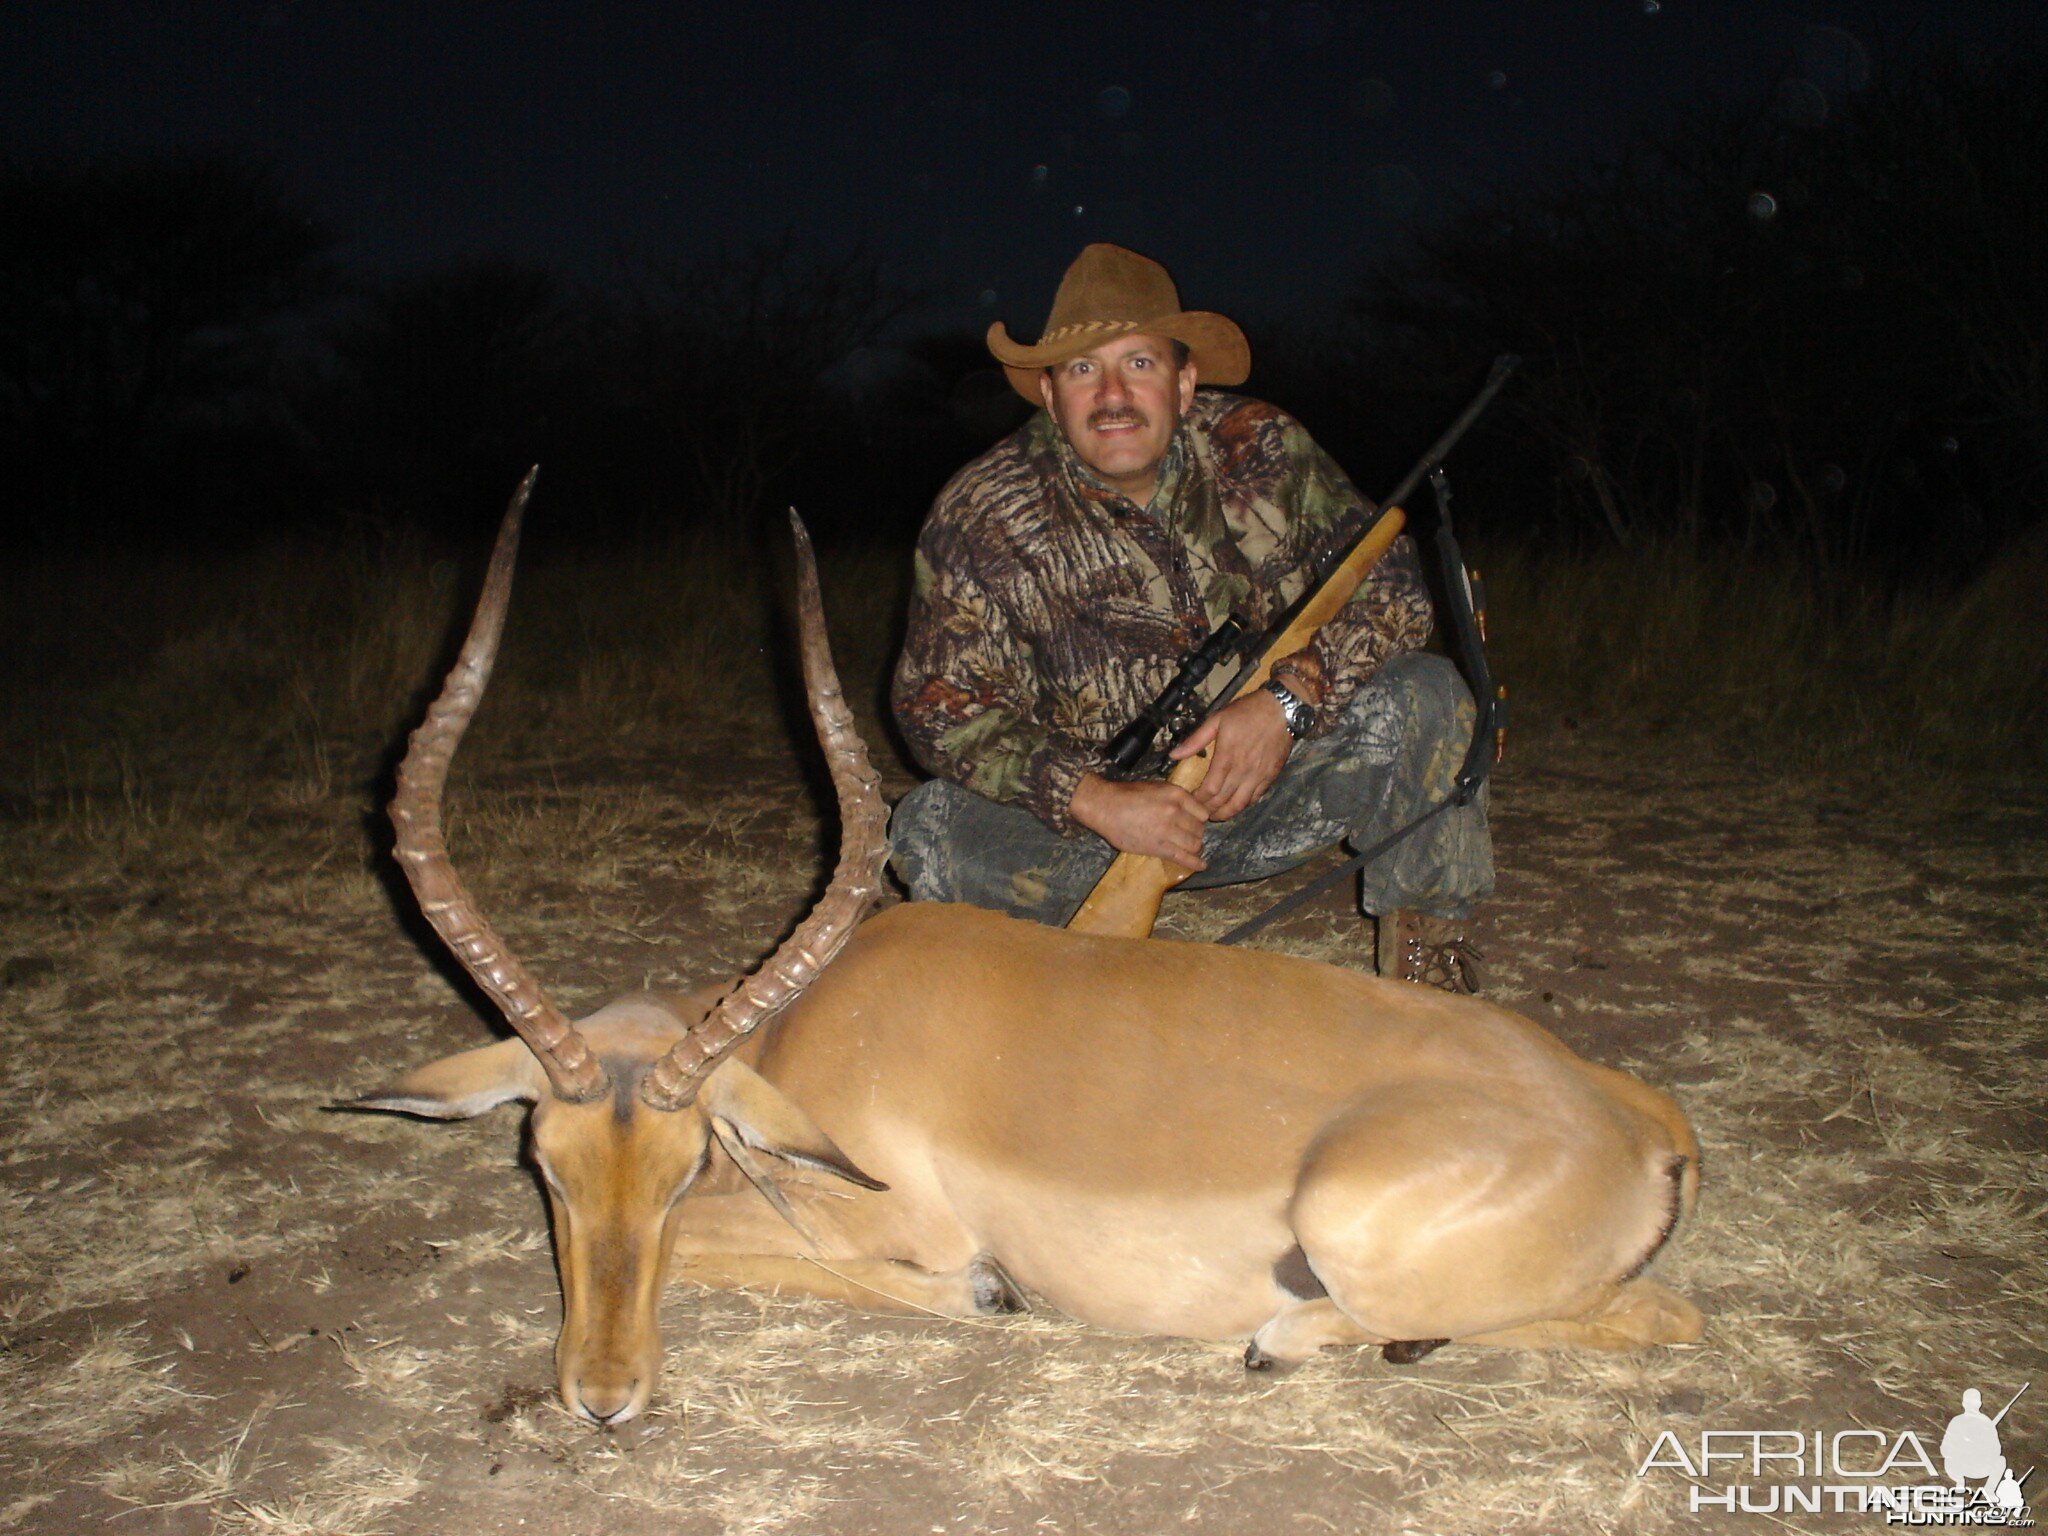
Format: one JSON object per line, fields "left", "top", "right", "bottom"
{"left": 892, "top": 392, "right": 1433, "bottom": 835}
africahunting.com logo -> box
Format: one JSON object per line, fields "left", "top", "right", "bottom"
{"left": 1636, "top": 1382, "right": 2033, "bottom": 1523}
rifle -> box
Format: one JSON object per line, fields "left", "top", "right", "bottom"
{"left": 1102, "top": 614, "right": 1250, "bottom": 777}
{"left": 1066, "top": 355, "right": 1519, "bottom": 939}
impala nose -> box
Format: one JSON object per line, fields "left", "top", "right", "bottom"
{"left": 571, "top": 1377, "right": 642, "bottom": 1426}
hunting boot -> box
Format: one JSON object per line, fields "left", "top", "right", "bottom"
{"left": 1375, "top": 910, "right": 1486, "bottom": 995}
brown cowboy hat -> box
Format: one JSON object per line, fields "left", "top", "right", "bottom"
{"left": 987, "top": 243, "right": 1251, "bottom": 404}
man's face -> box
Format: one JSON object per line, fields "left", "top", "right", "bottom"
{"left": 1039, "top": 332, "right": 1196, "bottom": 502}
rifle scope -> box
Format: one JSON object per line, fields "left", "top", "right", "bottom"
{"left": 1103, "top": 615, "right": 1248, "bottom": 774}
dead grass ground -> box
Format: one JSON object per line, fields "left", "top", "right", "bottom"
{"left": 1, "top": 689, "right": 2042, "bottom": 1533}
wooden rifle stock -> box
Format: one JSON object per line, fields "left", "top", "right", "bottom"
{"left": 1066, "top": 506, "right": 1408, "bottom": 937}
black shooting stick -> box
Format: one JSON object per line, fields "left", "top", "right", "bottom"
{"left": 1217, "top": 354, "right": 1519, "bottom": 946}
{"left": 1203, "top": 352, "right": 1520, "bottom": 722}
{"left": 1378, "top": 352, "right": 1521, "bottom": 536}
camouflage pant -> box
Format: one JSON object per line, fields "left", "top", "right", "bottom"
{"left": 888, "top": 652, "right": 1494, "bottom": 927}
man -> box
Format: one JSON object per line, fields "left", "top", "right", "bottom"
{"left": 889, "top": 243, "right": 1492, "bottom": 990}
{"left": 1941, "top": 1389, "right": 2007, "bottom": 1496}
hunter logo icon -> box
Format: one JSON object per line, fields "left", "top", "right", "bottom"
{"left": 1944, "top": 1388, "right": 2009, "bottom": 1492}
{"left": 1943, "top": 1385, "right": 2032, "bottom": 1516}
{"left": 1997, "top": 1472, "right": 2032, "bottom": 1519}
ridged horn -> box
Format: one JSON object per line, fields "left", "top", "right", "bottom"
{"left": 390, "top": 469, "right": 608, "bottom": 1103}
{"left": 641, "top": 510, "right": 887, "bottom": 1110}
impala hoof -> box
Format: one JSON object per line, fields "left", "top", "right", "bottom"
{"left": 1382, "top": 1338, "right": 1450, "bottom": 1364}
{"left": 1243, "top": 1341, "right": 1275, "bottom": 1372}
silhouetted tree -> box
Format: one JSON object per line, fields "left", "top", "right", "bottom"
{"left": 1336, "top": 41, "right": 2046, "bottom": 579}
{"left": 0, "top": 152, "right": 332, "bottom": 539}
{"left": 612, "top": 236, "right": 928, "bottom": 539}
{"left": 333, "top": 259, "right": 597, "bottom": 529}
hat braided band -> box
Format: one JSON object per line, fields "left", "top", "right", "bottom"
{"left": 1035, "top": 318, "right": 1142, "bottom": 346}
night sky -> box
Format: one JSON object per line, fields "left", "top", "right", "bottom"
{"left": 2, "top": 0, "right": 2033, "bottom": 335}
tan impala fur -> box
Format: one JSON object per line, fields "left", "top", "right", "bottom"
{"left": 352, "top": 480, "right": 1704, "bottom": 1427}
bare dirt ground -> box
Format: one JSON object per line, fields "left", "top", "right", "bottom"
{"left": 2, "top": 713, "right": 2043, "bottom": 1535}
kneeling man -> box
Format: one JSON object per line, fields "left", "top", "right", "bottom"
{"left": 889, "top": 243, "right": 1492, "bottom": 991}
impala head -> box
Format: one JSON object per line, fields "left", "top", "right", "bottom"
{"left": 348, "top": 473, "right": 887, "bottom": 1425}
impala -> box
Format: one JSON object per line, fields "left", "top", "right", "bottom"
{"left": 351, "top": 475, "right": 1703, "bottom": 1426}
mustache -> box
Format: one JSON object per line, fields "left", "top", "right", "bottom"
{"left": 1088, "top": 408, "right": 1148, "bottom": 431}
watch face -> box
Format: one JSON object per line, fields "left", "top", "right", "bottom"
{"left": 1265, "top": 680, "right": 1311, "bottom": 737}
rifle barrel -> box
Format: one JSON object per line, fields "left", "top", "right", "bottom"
{"left": 1379, "top": 353, "right": 1519, "bottom": 515}
{"left": 1209, "top": 354, "right": 1518, "bottom": 718}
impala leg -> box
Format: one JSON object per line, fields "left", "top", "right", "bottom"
{"left": 667, "top": 1192, "right": 1016, "bottom": 1318}
{"left": 1290, "top": 1087, "right": 1696, "bottom": 1350}
{"left": 672, "top": 1252, "right": 1021, "bottom": 1318}
{"left": 1462, "top": 1278, "right": 1703, "bottom": 1351}
{"left": 1245, "top": 1298, "right": 1375, "bottom": 1369}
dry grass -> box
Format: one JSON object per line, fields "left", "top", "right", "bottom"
{"left": 0, "top": 526, "right": 907, "bottom": 825}
{"left": 97, "top": 1424, "right": 432, "bottom": 1536}
{"left": 5, "top": 729, "right": 2030, "bottom": 1533}
{"left": 4, "top": 524, "right": 2040, "bottom": 835}
{"left": 0, "top": 528, "right": 2041, "bottom": 1532}
{"left": 1478, "top": 530, "right": 2048, "bottom": 780}
{"left": 0, "top": 1325, "right": 205, "bottom": 1451}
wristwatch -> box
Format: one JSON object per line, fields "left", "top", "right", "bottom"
{"left": 1260, "top": 678, "right": 1318, "bottom": 739}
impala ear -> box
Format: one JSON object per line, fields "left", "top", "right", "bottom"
{"left": 340, "top": 1038, "right": 549, "bottom": 1120}
{"left": 700, "top": 1059, "right": 888, "bottom": 1191}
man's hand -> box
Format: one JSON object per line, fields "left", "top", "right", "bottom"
{"left": 1169, "top": 691, "right": 1293, "bottom": 822}
{"left": 1069, "top": 773, "right": 1209, "bottom": 870}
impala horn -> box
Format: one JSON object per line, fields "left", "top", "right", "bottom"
{"left": 389, "top": 469, "right": 609, "bottom": 1103}
{"left": 640, "top": 510, "right": 888, "bottom": 1110}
